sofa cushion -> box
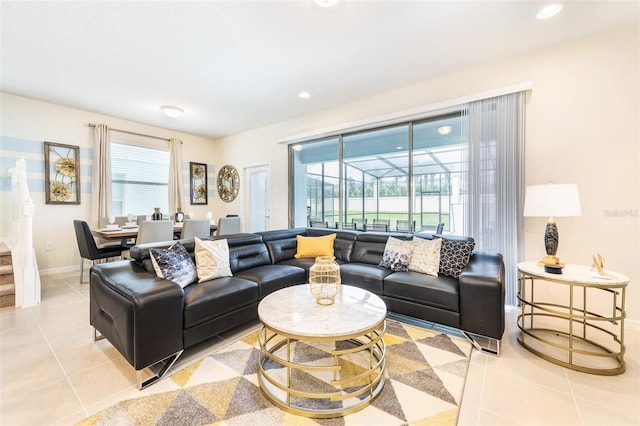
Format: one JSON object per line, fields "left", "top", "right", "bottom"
{"left": 229, "top": 242, "right": 271, "bottom": 272}
{"left": 259, "top": 228, "right": 306, "bottom": 263}
{"left": 384, "top": 271, "right": 459, "bottom": 312}
{"left": 194, "top": 237, "right": 232, "bottom": 282}
{"left": 409, "top": 237, "right": 442, "bottom": 276}
{"left": 439, "top": 238, "right": 475, "bottom": 278}
{"left": 235, "top": 264, "right": 306, "bottom": 298}
{"left": 294, "top": 233, "right": 336, "bottom": 258}
{"left": 183, "top": 276, "right": 259, "bottom": 329}
{"left": 339, "top": 263, "right": 393, "bottom": 295}
{"left": 379, "top": 236, "right": 413, "bottom": 272}
{"left": 149, "top": 241, "right": 197, "bottom": 288}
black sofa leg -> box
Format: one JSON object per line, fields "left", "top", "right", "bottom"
{"left": 462, "top": 331, "right": 501, "bottom": 356}
{"left": 137, "top": 350, "right": 184, "bottom": 390}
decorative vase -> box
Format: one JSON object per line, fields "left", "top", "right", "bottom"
{"left": 309, "top": 256, "right": 341, "bottom": 305}
{"left": 152, "top": 207, "right": 162, "bottom": 221}
{"left": 175, "top": 208, "right": 184, "bottom": 223}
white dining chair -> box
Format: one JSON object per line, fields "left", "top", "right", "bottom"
{"left": 216, "top": 217, "right": 242, "bottom": 235}
{"left": 136, "top": 220, "right": 174, "bottom": 244}
{"left": 180, "top": 219, "right": 211, "bottom": 239}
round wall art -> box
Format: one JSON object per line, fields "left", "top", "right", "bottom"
{"left": 217, "top": 164, "right": 240, "bottom": 203}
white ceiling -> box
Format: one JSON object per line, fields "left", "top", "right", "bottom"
{"left": 1, "top": 1, "right": 638, "bottom": 140}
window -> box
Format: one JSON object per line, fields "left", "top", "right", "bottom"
{"left": 289, "top": 91, "right": 525, "bottom": 307}
{"left": 110, "top": 142, "right": 170, "bottom": 216}
{"left": 290, "top": 115, "right": 461, "bottom": 234}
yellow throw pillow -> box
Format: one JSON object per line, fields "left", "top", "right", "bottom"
{"left": 294, "top": 234, "right": 336, "bottom": 258}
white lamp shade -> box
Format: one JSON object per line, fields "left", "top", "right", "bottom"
{"left": 523, "top": 183, "right": 582, "bottom": 217}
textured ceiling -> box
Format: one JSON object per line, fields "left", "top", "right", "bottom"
{"left": 1, "top": 1, "right": 638, "bottom": 139}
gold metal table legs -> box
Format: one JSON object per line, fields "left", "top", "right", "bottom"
{"left": 257, "top": 321, "right": 386, "bottom": 418}
{"left": 517, "top": 272, "right": 626, "bottom": 375}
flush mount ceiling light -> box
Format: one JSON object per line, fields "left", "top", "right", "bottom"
{"left": 312, "top": 0, "right": 340, "bottom": 7}
{"left": 298, "top": 91, "right": 311, "bottom": 99}
{"left": 437, "top": 125, "right": 452, "bottom": 135}
{"left": 537, "top": 3, "right": 563, "bottom": 20}
{"left": 160, "top": 105, "right": 184, "bottom": 118}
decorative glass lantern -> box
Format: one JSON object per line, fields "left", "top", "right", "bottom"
{"left": 309, "top": 256, "right": 341, "bottom": 305}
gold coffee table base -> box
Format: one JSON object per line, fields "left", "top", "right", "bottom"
{"left": 257, "top": 321, "right": 386, "bottom": 418}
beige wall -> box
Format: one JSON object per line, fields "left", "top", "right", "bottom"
{"left": 214, "top": 24, "right": 639, "bottom": 321}
{"left": 0, "top": 93, "right": 217, "bottom": 271}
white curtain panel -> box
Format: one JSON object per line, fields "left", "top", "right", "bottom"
{"left": 168, "top": 138, "right": 184, "bottom": 216}
{"left": 91, "top": 124, "right": 112, "bottom": 226}
{"left": 461, "top": 92, "right": 526, "bottom": 307}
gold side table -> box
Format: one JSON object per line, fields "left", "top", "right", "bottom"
{"left": 517, "top": 262, "right": 628, "bottom": 375}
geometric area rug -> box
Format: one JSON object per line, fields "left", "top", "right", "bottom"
{"left": 78, "top": 319, "right": 471, "bottom": 426}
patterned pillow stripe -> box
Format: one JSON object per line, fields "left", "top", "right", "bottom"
{"left": 439, "top": 238, "right": 475, "bottom": 278}
{"left": 149, "top": 241, "right": 198, "bottom": 288}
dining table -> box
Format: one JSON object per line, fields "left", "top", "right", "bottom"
{"left": 93, "top": 222, "right": 218, "bottom": 245}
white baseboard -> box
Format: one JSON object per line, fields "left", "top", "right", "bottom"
{"left": 39, "top": 265, "right": 79, "bottom": 276}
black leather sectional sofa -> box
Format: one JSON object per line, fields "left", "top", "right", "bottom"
{"left": 89, "top": 227, "right": 505, "bottom": 389}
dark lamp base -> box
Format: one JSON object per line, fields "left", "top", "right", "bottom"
{"left": 544, "top": 264, "right": 564, "bottom": 274}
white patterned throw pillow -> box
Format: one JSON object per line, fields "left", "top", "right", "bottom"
{"left": 194, "top": 237, "right": 232, "bottom": 282}
{"left": 379, "top": 236, "right": 413, "bottom": 272}
{"left": 149, "top": 241, "right": 198, "bottom": 288}
{"left": 408, "top": 237, "right": 442, "bottom": 276}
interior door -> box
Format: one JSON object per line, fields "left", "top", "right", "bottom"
{"left": 245, "top": 164, "right": 270, "bottom": 232}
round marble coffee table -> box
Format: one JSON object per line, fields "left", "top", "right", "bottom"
{"left": 257, "top": 284, "right": 387, "bottom": 418}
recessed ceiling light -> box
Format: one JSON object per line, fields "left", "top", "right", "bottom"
{"left": 292, "top": 145, "right": 303, "bottom": 151}
{"left": 298, "top": 92, "right": 311, "bottom": 99}
{"left": 437, "top": 125, "right": 452, "bottom": 135}
{"left": 160, "top": 105, "right": 184, "bottom": 118}
{"left": 537, "top": 4, "right": 563, "bottom": 20}
{"left": 312, "top": 0, "right": 340, "bottom": 7}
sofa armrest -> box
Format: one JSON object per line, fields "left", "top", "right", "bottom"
{"left": 89, "top": 260, "right": 185, "bottom": 370}
{"left": 458, "top": 252, "right": 505, "bottom": 340}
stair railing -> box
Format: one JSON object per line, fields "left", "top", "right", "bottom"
{"left": 9, "top": 157, "right": 40, "bottom": 307}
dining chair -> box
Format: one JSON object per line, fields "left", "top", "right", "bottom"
{"left": 137, "top": 220, "right": 175, "bottom": 244}
{"left": 351, "top": 218, "right": 367, "bottom": 231}
{"left": 180, "top": 219, "right": 211, "bottom": 239}
{"left": 421, "top": 222, "right": 445, "bottom": 234}
{"left": 216, "top": 217, "right": 242, "bottom": 235}
{"left": 366, "top": 223, "right": 388, "bottom": 232}
{"left": 396, "top": 220, "right": 415, "bottom": 233}
{"left": 73, "top": 220, "right": 124, "bottom": 283}
{"left": 373, "top": 218, "right": 390, "bottom": 227}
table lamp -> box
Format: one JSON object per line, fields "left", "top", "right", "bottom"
{"left": 523, "top": 182, "right": 582, "bottom": 268}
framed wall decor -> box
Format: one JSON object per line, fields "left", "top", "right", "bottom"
{"left": 190, "top": 161, "right": 208, "bottom": 205}
{"left": 44, "top": 141, "right": 80, "bottom": 204}
{"left": 217, "top": 164, "right": 240, "bottom": 203}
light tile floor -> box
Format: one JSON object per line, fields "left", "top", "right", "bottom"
{"left": 1, "top": 271, "right": 639, "bottom": 425}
